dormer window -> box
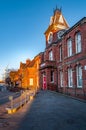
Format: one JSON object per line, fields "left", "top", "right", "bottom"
{"left": 48, "top": 32, "right": 53, "bottom": 44}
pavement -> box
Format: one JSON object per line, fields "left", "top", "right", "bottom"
{"left": 0, "top": 90, "right": 86, "bottom": 130}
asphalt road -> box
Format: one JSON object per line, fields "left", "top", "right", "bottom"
{"left": 0, "top": 91, "right": 21, "bottom": 105}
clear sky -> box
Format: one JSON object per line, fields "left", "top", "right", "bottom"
{"left": 0, "top": 0, "right": 86, "bottom": 80}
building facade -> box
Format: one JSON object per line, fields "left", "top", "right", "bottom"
{"left": 39, "top": 8, "right": 86, "bottom": 98}
{"left": 10, "top": 53, "right": 42, "bottom": 90}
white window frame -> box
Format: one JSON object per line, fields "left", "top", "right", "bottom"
{"left": 68, "top": 68, "right": 73, "bottom": 87}
{"left": 49, "top": 50, "right": 53, "bottom": 61}
{"left": 67, "top": 38, "right": 72, "bottom": 57}
{"left": 76, "top": 66, "right": 82, "bottom": 88}
{"left": 60, "top": 71, "right": 63, "bottom": 87}
{"left": 48, "top": 32, "right": 53, "bottom": 44}
{"left": 75, "top": 32, "right": 81, "bottom": 53}
{"left": 29, "top": 78, "right": 33, "bottom": 86}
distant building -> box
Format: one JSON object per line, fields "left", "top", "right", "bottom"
{"left": 10, "top": 53, "right": 42, "bottom": 90}
{"left": 10, "top": 70, "right": 19, "bottom": 87}
{"left": 18, "top": 54, "right": 41, "bottom": 90}
{"left": 39, "top": 8, "right": 86, "bottom": 98}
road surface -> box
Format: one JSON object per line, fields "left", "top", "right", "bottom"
{"left": 0, "top": 90, "right": 86, "bottom": 130}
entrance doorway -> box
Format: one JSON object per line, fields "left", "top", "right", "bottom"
{"left": 43, "top": 74, "right": 47, "bottom": 90}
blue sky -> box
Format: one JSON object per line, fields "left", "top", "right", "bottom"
{"left": 0, "top": 0, "right": 86, "bottom": 80}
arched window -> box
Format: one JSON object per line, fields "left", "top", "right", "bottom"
{"left": 76, "top": 65, "right": 82, "bottom": 88}
{"left": 67, "top": 38, "right": 72, "bottom": 57}
{"left": 60, "top": 71, "right": 63, "bottom": 87}
{"left": 49, "top": 50, "right": 53, "bottom": 61}
{"left": 75, "top": 32, "right": 81, "bottom": 53}
{"left": 68, "top": 67, "right": 73, "bottom": 87}
{"left": 48, "top": 32, "right": 53, "bottom": 44}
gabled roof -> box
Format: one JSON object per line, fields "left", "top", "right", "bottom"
{"left": 44, "top": 8, "right": 69, "bottom": 35}
{"left": 20, "top": 62, "right": 26, "bottom": 69}
{"left": 28, "top": 59, "right": 35, "bottom": 67}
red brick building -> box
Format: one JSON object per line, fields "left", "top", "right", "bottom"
{"left": 39, "top": 8, "right": 86, "bottom": 98}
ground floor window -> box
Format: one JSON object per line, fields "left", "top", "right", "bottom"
{"left": 60, "top": 71, "right": 63, "bottom": 87}
{"left": 76, "top": 65, "right": 82, "bottom": 88}
{"left": 29, "top": 78, "right": 33, "bottom": 85}
{"left": 68, "top": 68, "right": 73, "bottom": 87}
{"left": 43, "top": 73, "right": 47, "bottom": 90}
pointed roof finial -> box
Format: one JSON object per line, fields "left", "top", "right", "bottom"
{"left": 60, "top": 6, "right": 62, "bottom": 12}
{"left": 56, "top": 5, "right": 57, "bottom": 10}
{"left": 53, "top": 5, "right": 62, "bottom": 15}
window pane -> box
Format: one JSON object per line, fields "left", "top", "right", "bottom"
{"left": 68, "top": 68, "right": 73, "bottom": 87}
{"left": 49, "top": 51, "right": 53, "bottom": 60}
{"left": 75, "top": 33, "right": 81, "bottom": 53}
{"left": 67, "top": 39, "right": 72, "bottom": 57}
{"left": 30, "top": 78, "right": 33, "bottom": 85}
{"left": 60, "top": 71, "right": 63, "bottom": 87}
{"left": 78, "top": 78, "right": 82, "bottom": 86}
{"left": 76, "top": 66, "right": 82, "bottom": 87}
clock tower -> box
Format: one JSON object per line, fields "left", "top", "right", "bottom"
{"left": 39, "top": 7, "right": 69, "bottom": 91}
{"left": 44, "top": 7, "right": 69, "bottom": 46}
